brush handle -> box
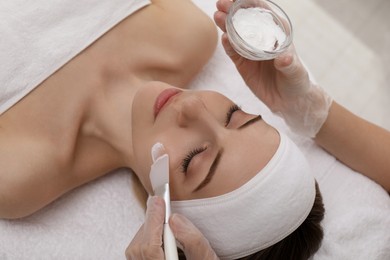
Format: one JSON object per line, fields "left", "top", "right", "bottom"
{"left": 164, "top": 223, "right": 179, "bottom": 260}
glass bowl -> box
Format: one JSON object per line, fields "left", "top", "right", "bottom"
{"left": 226, "top": 0, "right": 293, "bottom": 60}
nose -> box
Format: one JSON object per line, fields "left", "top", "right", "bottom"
{"left": 175, "top": 96, "right": 221, "bottom": 131}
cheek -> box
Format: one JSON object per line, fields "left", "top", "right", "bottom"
{"left": 132, "top": 129, "right": 182, "bottom": 193}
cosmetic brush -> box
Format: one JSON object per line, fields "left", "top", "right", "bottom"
{"left": 150, "top": 142, "right": 179, "bottom": 260}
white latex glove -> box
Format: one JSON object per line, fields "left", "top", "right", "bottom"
{"left": 271, "top": 50, "right": 333, "bottom": 137}
{"left": 126, "top": 196, "right": 165, "bottom": 260}
{"left": 224, "top": 36, "right": 332, "bottom": 138}
{"left": 126, "top": 196, "right": 219, "bottom": 260}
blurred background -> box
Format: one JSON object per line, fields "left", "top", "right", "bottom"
{"left": 279, "top": 0, "right": 390, "bottom": 130}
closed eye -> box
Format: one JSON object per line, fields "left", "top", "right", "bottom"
{"left": 181, "top": 147, "right": 207, "bottom": 174}
{"left": 225, "top": 104, "right": 241, "bottom": 126}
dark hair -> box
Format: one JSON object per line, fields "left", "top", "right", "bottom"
{"left": 178, "top": 181, "right": 324, "bottom": 260}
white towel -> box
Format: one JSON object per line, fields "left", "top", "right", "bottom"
{"left": 0, "top": 0, "right": 389, "bottom": 259}
{"left": 0, "top": 0, "right": 151, "bottom": 115}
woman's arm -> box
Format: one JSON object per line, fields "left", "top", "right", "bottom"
{"left": 315, "top": 102, "right": 390, "bottom": 191}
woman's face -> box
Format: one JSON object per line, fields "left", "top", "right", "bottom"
{"left": 131, "top": 81, "right": 279, "bottom": 200}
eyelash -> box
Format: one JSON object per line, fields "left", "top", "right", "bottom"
{"left": 225, "top": 104, "right": 241, "bottom": 126}
{"left": 181, "top": 104, "right": 240, "bottom": 174}
{"left": 181, "top": 147, "right": 206, "bottom": 173}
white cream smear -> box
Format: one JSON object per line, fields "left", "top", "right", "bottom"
{"left": 232, "top": 7, "right": 286, "bottom": 51}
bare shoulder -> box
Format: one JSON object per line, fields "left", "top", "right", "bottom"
{"left": 113, "top": 0, "right": 218, "bottom": 87}
{"left": 0, "top": 81, "right": 112, "bottom": 219}
{"left": 0, "top": 127, "right": 68, "bottom": 219}
{"left": 0, "top": 87, "right": 127, "bottom": 219}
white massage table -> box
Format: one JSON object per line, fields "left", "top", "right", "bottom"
{"left": 0, "top": 1, "right": 389, "bottom": 259}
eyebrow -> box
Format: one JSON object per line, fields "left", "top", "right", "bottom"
{"left": 193, "top": 149, "right": 223, "bottom": 192}
{"left": 238, "top": 115, "right": 262, "bottom": 130}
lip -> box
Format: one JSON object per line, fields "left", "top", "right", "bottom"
{"left": 154, "top": 88, "right": 182, "bottom": 118}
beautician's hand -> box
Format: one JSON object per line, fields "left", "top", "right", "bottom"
{"left": 126, "top": 196, "right": 219, "bottom": 260}
{"left": 214, "top": 0, "right": 332, "bottom": 137}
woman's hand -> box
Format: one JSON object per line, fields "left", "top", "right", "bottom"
{"left": 126, "top": 196, "right": 219, "bottom": 260}
{"left": 214, "top": 0, "right": 332, "bottom": 137}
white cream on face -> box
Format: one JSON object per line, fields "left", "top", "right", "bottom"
{"left": 232, "top": 7, "right": 286, "bottom": 52}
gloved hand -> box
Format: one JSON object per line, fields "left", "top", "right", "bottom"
{"left": 214, "top": 0, "right": 332, "bottom": 137}
{"left": 126, "top": 196, "right": 219, "bottom": 260}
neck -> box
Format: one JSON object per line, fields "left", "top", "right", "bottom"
{"left": 84, "top": 75, "right": 144, "bottom": 169}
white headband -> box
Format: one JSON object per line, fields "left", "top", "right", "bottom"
{"left": 171, "top": 132, "right": 316, "bottom": 259}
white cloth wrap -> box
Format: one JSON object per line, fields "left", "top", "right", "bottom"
{"left": 171, "top": 132, "right": 316, "bottom": 259}
{"left": 0, "top": 0, "right": 151, "bottom": 115}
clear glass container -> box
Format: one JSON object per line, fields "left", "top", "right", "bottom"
{"left": 226, "top": 0, "right": 293, "bottom": 61}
